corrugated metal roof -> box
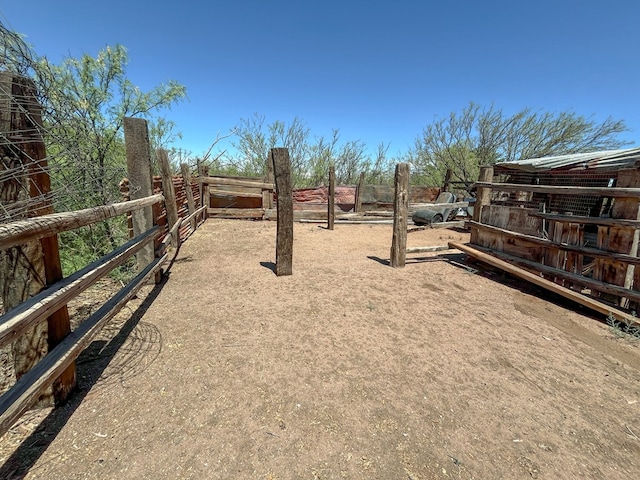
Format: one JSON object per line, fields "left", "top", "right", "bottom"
{"left": 495, "top": 147, "right": 640, "bottom": 172}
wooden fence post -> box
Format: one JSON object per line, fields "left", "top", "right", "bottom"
{"left": 272, "top": 148, "right": 293, "bottom": 276}
{"left": 443, "top": 168, "right": 453, "bottom": 192}
{"left": 199, "top": 164, "right": 210, "bottom": 212}
{"left": 328, "top": 165, "right": 335, "bottom": 230}
{"left": 355, "top": 172, "right": 365, "bottom": 213}
{"left": 0, "top": 72, "right": 75, "bottom": 404}
{"left": 471, "top": 166, "right": 494, "bottom": 244}
{"left": 157, "top": 149, "right": 179, "bottom": 247}
{"left": 180, "top": 163, "right": 197, "bottom": 231}
{"left": 390, "top": 163, "right": 410, "bottom": 268}
{"left": 123, "top": 117, "right": 155, "bottom": 273}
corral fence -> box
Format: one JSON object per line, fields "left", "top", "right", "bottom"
{"left": 0, "top": 72, "right": 206, "bottom": 437}
{"left": 457, "top": 151, "right": 640, "bottom": 326}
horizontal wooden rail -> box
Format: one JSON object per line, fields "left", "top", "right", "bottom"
{"left": 182, "top": 205, "right": 207, "bottom": 230}
{"left": 207, "top": 208, "right": 267, "bottom": 218}
{"left": 411, "top": 202, "right": 469, "bottom": 209}
{"left": 467, "top": 242, "right": 640, "bottom": 304}
{"left": 406, "top": 245, "right": 453, "bottom": 253}
{"left": 199, "top": 177, "right": 274, "bottom": 190}
{"left": 469, "top": 221, "right": 640, "bottom": 266}
{"left": 157, "top": 219, "right": 183, "bottom": 256}
{"left": 0, "top": 194, "right": 164, "bottom": 251}
{"left": 474, "top": 182, "right": 640, "bottom": 198}
{"left": 449, "top": 241, "right": 639, "bottom": 326}
{"left": 0, "top": 227, "right": 159, "bottom": 349}
{"left": 209, "top": 189, "right": 264, "bottom": 198}
{"left": 0, "top": 252, "right": 167, "bottom": 437}
{"left": 529, "top": 212, "right": 640, "bottom": 229}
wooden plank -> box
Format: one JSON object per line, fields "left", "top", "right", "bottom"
{"left": 272, "top": 148, "right": 293, "bottom": 276}
{"left": 207, "top": 208, "right": 265, "bottom": 218}
{"left": 390, "top": 163, "right": 410, "bottom": 268}
{"left": 470, "top": 221, "right": 640, "bottom": 267}
{"left": 157, "top": 149, "right": 179, "bottom": 247}
{"left": 481, "top": 205, "right": 541, "bottom": 236}
{"left": 407, "top": 245, "right": 453, "bottom": 253}
{"left": 530, "top": 212, "right": 640, "bottom": 228}
{"left": 449, "top": 241, "right": 640, "bottom": 326}
{"left": 355, "top": 172, "right": 365, "bottom": 213}
{"left": 200, "top": 176, "right": 275, "bottom": 190}
{"left": 475, "top": 182, "right": 640, "bottom": 198}
{"left": 328, "top": 165, "right": 335, "bottom": 230}
{"left": 209, "top": 189, "right": 264, "bottom": 198}
{"left": 0, "top": 227, "right": 158, "bottom": 350}
{"left": 263, "top": 155, "right": 274, "bottom": 209}
{"left": 0, "top": 253, "right": 167, "bottom": 437}
{"left": 182, "top": 206, "right": 206, "bottom": 232}
{"left": 0, "top": 195, "right": 163, "bottom": 251}
{"left": 180, "top": 163, "right": 197, "bottom": 232}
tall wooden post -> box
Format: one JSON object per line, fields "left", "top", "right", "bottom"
{"left": 327, "top": 165, "right": 335, "bottom": 230}
{"left": 157, "top": 149, "right": 179, "bottom": 247}
{"left": 199, "top": 164, "right": 210, "bottom": 211}
{"left": 272, "top": 148, "right": 293, "bottom": 276}
{"left": 443, "top": 168, "right": 453, "bottom": 192}
{"left": 0, "top": 73, "right": 74, "bottom": 404}
{"left": 470, "top": 166, "right": 494, "bottom": 244}
{"left": 390, "top": 163, "right": 410, "bottom": 268}
{"left": 123, "top": 117, "right": 155, "bottom": 272}
{"left": 355, "top": 172, "right": 365, "bottom": 213}
{"left": 180, "top": 163, "right": 197, "bottom": 231}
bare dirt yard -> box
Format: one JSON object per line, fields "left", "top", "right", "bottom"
{"left": 1, "top": 219, "right": 640, "bottom": 479}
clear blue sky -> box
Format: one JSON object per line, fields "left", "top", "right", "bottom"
{"left": 1, "top": 0, "right": 638, "bottom": 159}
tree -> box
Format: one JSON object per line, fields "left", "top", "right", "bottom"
{"left": 408, "top": 102, "right": 630, "bottom": 189}
{"left": 31, "top": 45, "right": 186, "bottom": 272}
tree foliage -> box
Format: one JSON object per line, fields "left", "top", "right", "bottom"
{"left": 30, "top": 45, "right": 186, "bottom": 273}
{"left": 225, "top": 114, "right": 395, "bottom": 188}
{"left": 408, "top": 102, "right": 631, "bottom": 189}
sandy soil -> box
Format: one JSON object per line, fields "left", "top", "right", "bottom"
{"left": 1, "top": 219, "right": 640, "bottom": 479}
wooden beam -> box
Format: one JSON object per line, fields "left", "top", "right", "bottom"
{"left": 272, "top": 148, "right": 293, "bottom": 276}
{"left": 449, "top": 241, "right": 639, "bottom": 326}
{"left": 199, "top": 176, "right": 275, "bottom": 190}
{"left": 263, "top": 156, "right": 275, "bottom": 209}
{"left": 529, "top": 212, "right": 640, "bottom": 228}
{"left": 207, "top": 208, "right": 266, "bottom": 218}
{"left": 157, "top": 149, "right": 179, "bottom": 247}
{"left": 328, "top": 165, "right": 335, "bottom": 230}
{"left": 0, "top": 227, "right": 158, "bottom": 350}
{"left": 471, "top": 166, "right": 493, "bottom": 244}
{"left": 182, "top": 206, "right": 206, "bottom": 232}
{"left": 209, "top": 189, "right": 264, "bottom": 198}
{"left": 0, "top": 194, "right": 163, "bottom": 251}
{"left": 407, "top": 245, "right": 453, "bottom": 253}
{"left": 475, "top": 182, "right": 640, "bottom": 198}
{"left": 355, "top": 172, "right": 365, "bottom": 213}
{"left": 390, "top": 163, "right": 410, "bottom": 268}
{"left": 180, "top": 163, "right": 197, "bottom": 232}
{"left": 469, "top": 221, "right": 640, "bottom": 266}
{"left": 0, "top": 253, "right": 167, "bottom": 437}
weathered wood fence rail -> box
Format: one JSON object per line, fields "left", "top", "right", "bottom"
{"left": 461, "top": 166, "right": 640, "bottom": 326}
{"left": 0, "top": 194, "right": 172, "bottom": 436}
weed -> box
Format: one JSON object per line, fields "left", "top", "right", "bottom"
{"left": 607, "top": 313, "right": 640, "bottom": 340}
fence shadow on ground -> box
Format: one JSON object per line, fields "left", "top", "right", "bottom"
{"left": 0, "top": 274, "right": 170, "bottom": 479}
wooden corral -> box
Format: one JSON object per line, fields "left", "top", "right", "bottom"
{"left": 460, "top": 148, "right": 640, "bottom": 325}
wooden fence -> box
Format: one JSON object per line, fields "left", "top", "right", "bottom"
{"left": 453, "top": 165, "right": 640, "bottom": 326}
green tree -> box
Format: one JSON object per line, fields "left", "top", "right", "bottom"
{"left": 408, "top": 102, "right": 630, "bottom": 189}
{"left": 32, "top": 45, "right": 186, "bottom": 272}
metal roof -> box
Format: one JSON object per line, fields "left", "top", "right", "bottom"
{"left": 494, "top": 147, "right": 640, "bottom": 172}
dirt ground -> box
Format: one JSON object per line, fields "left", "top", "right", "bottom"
{"left": 1, "top": 219, "right": 640, "bottom": 479}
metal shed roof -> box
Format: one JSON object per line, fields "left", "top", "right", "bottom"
{"left": 495, "top": 147, "right": 640, "bottom": 172}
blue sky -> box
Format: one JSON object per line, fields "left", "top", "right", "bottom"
{"left": 1, "top": 0, "right": 638, "bottom": 159}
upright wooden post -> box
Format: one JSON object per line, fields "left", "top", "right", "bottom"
{"left": 199, "top": 164, "right": 210, "bottom": 211}
{"left": 157, "top": 149, "right": 179, "bottom": 247}
{"left": 263, "top": 155, "right": 274, "bottom": 209}
{"left": 123, "top": 117, "right": 155, "bottom": 272}
{"left": 272, "top": 148, "right": 293, "bottom": 276}
{"left": 443, "top": 168, "right": 453, "bottom": 192}
{"left": 327, "top": 165, "right": 335, "bottom": 230}
{"left": 390, "top": 163, "right": 410, "bottom": 268}
{"left": 180, "top": 163, "right": 197, "bottom": 231}
{"left": 470, "top": 166, "right": 494, "bottom": 244}
{"left": 0, "top": 73, "right": 74, "bottom": 404}
{"left": 355, "top": 172, "right": 365, "bottom": 213}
